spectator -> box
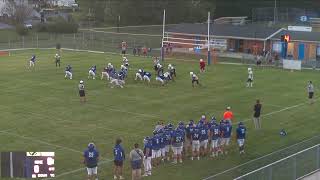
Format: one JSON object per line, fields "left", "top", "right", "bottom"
{"left": 83, "top": 143, "right": 99, "bottom": 180}
{"left": 223, "top": 107, "right": 233, "bottom": 124}
{"left": 143, "top": 46, "right": 147, "bottom": 57}
{"left": 133, "top": 47, "right": 137, "bottom": 56}
{"left": 129, "top": 143, "right": 144, "bottom": 180}
{"left": 113, "top": 138, "right": 125, "bottom": 180}
{"left": 137, "top": 47, "right": 142, "bottom": 56}
{"left": 253, "top": 100, "right": 262, "bottom": 129}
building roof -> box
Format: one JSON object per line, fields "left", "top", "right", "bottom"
{"left": 166, "top": 23, "right": 282, "bottom": 41}
{"left": 271, "top": 29, "right": 320, "bottom": 43}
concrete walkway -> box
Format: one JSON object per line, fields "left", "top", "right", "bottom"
{"left": 301, "top": 171, "right": 320, "bottom": 180}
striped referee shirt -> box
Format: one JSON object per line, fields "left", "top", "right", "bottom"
{"left": 308, "top": 84, "right": 314, "bottom": 93}
{"left": 78, "top": 84, "right": 85, "bottom": 91}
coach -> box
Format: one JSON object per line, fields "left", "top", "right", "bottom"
{"left": 253, "top": 100, "right": 262, "bottom": 129}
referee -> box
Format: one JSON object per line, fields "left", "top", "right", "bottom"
{"left": 79, "top": 80, "right": 86, "bottom": 103}
{"left": 307, "top": 81, "right": 314, "bottom": 104}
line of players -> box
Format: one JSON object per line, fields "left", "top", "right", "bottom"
{"left": 29, "top": 54, "right": 202, "bottom": 88}
{"left": 142, "top": 116, "right": 247, "bottom": 177}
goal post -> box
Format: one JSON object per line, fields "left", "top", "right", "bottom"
{"left": 161, "top": 10, "right": 214, "bottom": 64}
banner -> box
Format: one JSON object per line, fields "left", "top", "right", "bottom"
{"left": 283, "top": 60, "right": 302, "bottom": 70}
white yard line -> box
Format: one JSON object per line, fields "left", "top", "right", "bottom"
{"left": 242, "top": 100, "right": 311, "bottom": 123}
{"left": 0, "top": 130, "right": 82, "bottom": 153}
{"left": 44, "top": 159, "right": 113, "bottom": 180}
{"left": 202, "top": 134, "right": 320, "bottom": 180}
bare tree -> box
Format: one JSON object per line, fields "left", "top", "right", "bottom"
{"left": 4, "top": 0, "right": 33, "bottom": 24}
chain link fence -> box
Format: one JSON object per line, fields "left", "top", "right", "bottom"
{"left": 234, "top": 144, "right": 320, "bottom": 180}
{"left": 0, "top": 30, "right": 163, "bottom": 57}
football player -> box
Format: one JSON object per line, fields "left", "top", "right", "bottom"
{"left": 172, "top": 128, "right": 184, "bottom": 163}
{"left": 29, "top": 54, "right": 36, "bottom": 69}
{"left": 163, "top": 126, "right": 172, "bottom": 161}
{"left": 83, "top": 143, "right": 99, "bottom": 180}
{"left": 135, "top": 69, "right": 144, "bottom": 81}
{"left": 185, "top": 120, "right": 195, "bottom": 156}
{"left": 236, "top": 122, "right": 246, "bottom": 154}
{"left": 55, "top": 54, "right": 61, "bottom": 67}
{"left": 101, "top": 65, "right": 110, "bottom": 80}
{"left": 143, "top": 71, "right": 152, "bottom": 83}
{"left": 64, "top": 65, "right": 72, "bottom": 79}
{"left": 122, "top": 56, "right": 129, "bottom": 67}
{"left": 120, "top": 65, "right": 128, "bottom": 78}
{"left": 88, "top": 65, "right": 97, "bottom": 80}
{"left": 151, "top": 131, "right": 161, "bottom": 167}
{"left": 168, "top": 64, "right": 176, "bottom": 80}
{"left": 191, "top": 125, "right": 201, "bottom": 160}
{"left": 199, "top": 123, "right": 209, "bottom": 157}
{"left": 247, "top": 68, "right": 253, "bottom": 87}
{"left": 190, "top": 72, "right": 200, "bottom": 87}
{"left": 143, "top": 137, "right": 152, "bottom": 177}
{"left": 210, "top": 122, "right": 220, "bottom": 157}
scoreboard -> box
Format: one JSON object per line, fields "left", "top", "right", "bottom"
{"left": 1, "top": 152, "right": 55, "bottom": 178}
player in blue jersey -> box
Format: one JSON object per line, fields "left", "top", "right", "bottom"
{"left": 199, "top": 123, "right": 209, "bottom": 156}
{"left": 135, "top": 69, "right": 144, "bottom": 81}
{"left": 113, "top": 138, "right": 125, "bottom": 180}
{"left": 143, "top": 137, "right": 152, "bottom": 177}
{"left": 64, "top": 65, "right": 72, "bottom": 79}
{"left": 185, "top": 120, "right": 195, "bottom": 156}
{"left": 83, "top": 143, "right": 99, "bottom": 180}
{"left": 120, "top": 65, "right": 128, "bottom": 78}
{"left": 163, "top": 127, "right": 172, "bottom": 161}
{"left": 88, "top": 65, "right": 97, "bottom": 80}
{"left": 151, "top": 132, "right": 161, "bottom": 167}
{"left": 29, "top": 55, "right": 36, "bottom": 69}
{"left": 221, "top": 121, "right": 232, "bottom": 155}
{"left": 172, "top": 128, "right": 184, "bottom": 163}
{"left": 210, "top": 122, "right": 220, "bottom": 157}
{"left": 143, "top": 71, "right": 152, "bottom": 83}
{"left": 157, "top": 129, "right": 166, "bottom": 162}
{"left": 236, "top": 122, "right": 247, "bottom": 154}
{"left": 155, "top": 64, "right": 165, "bottom": 85}
{"left": 191, "top": 125, "right": 201, "bottom": 160}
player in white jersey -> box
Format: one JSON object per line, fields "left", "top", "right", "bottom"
{"left": 135, "top": 69, "right": 144, "bottom": 81}
{"left": 247, "top": 68, "right": 253, "bottom": 87}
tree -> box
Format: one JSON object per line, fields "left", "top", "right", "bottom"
{"left": 4, "top": 0, "right": 33, "bottom": 24}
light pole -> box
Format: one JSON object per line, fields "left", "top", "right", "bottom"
{"left": 274, "top": 0, "right": 277, "bottom": 24}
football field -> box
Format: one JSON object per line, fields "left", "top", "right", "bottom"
{"left": 1, "top": 49, "right": 320, "bottom": 180}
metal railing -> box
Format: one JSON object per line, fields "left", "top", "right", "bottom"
{"left": 234, "top": 144, "right": 320, "bottom": 180}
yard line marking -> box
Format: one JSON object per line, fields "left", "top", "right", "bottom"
{"left": 242, "top": 100, "right": 312, "bottom": 123}
{"left": 0, "top": 130, "right": 82, "bottom": 153}
{"left": 201, "top": 134, "right": 320, "bottom": 180}
{"left": 44, "top": 159, "right": 113, "bottom": 180}
{"left": 264, "top": 103, "right": 283, "bottom": 108}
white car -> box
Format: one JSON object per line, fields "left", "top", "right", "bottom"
{"left": 24, "top": 24, "right": 32, "bottom": 29}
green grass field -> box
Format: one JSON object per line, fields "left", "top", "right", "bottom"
{"left": 1, "top": 49, "right": 320, "bottom": 180}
